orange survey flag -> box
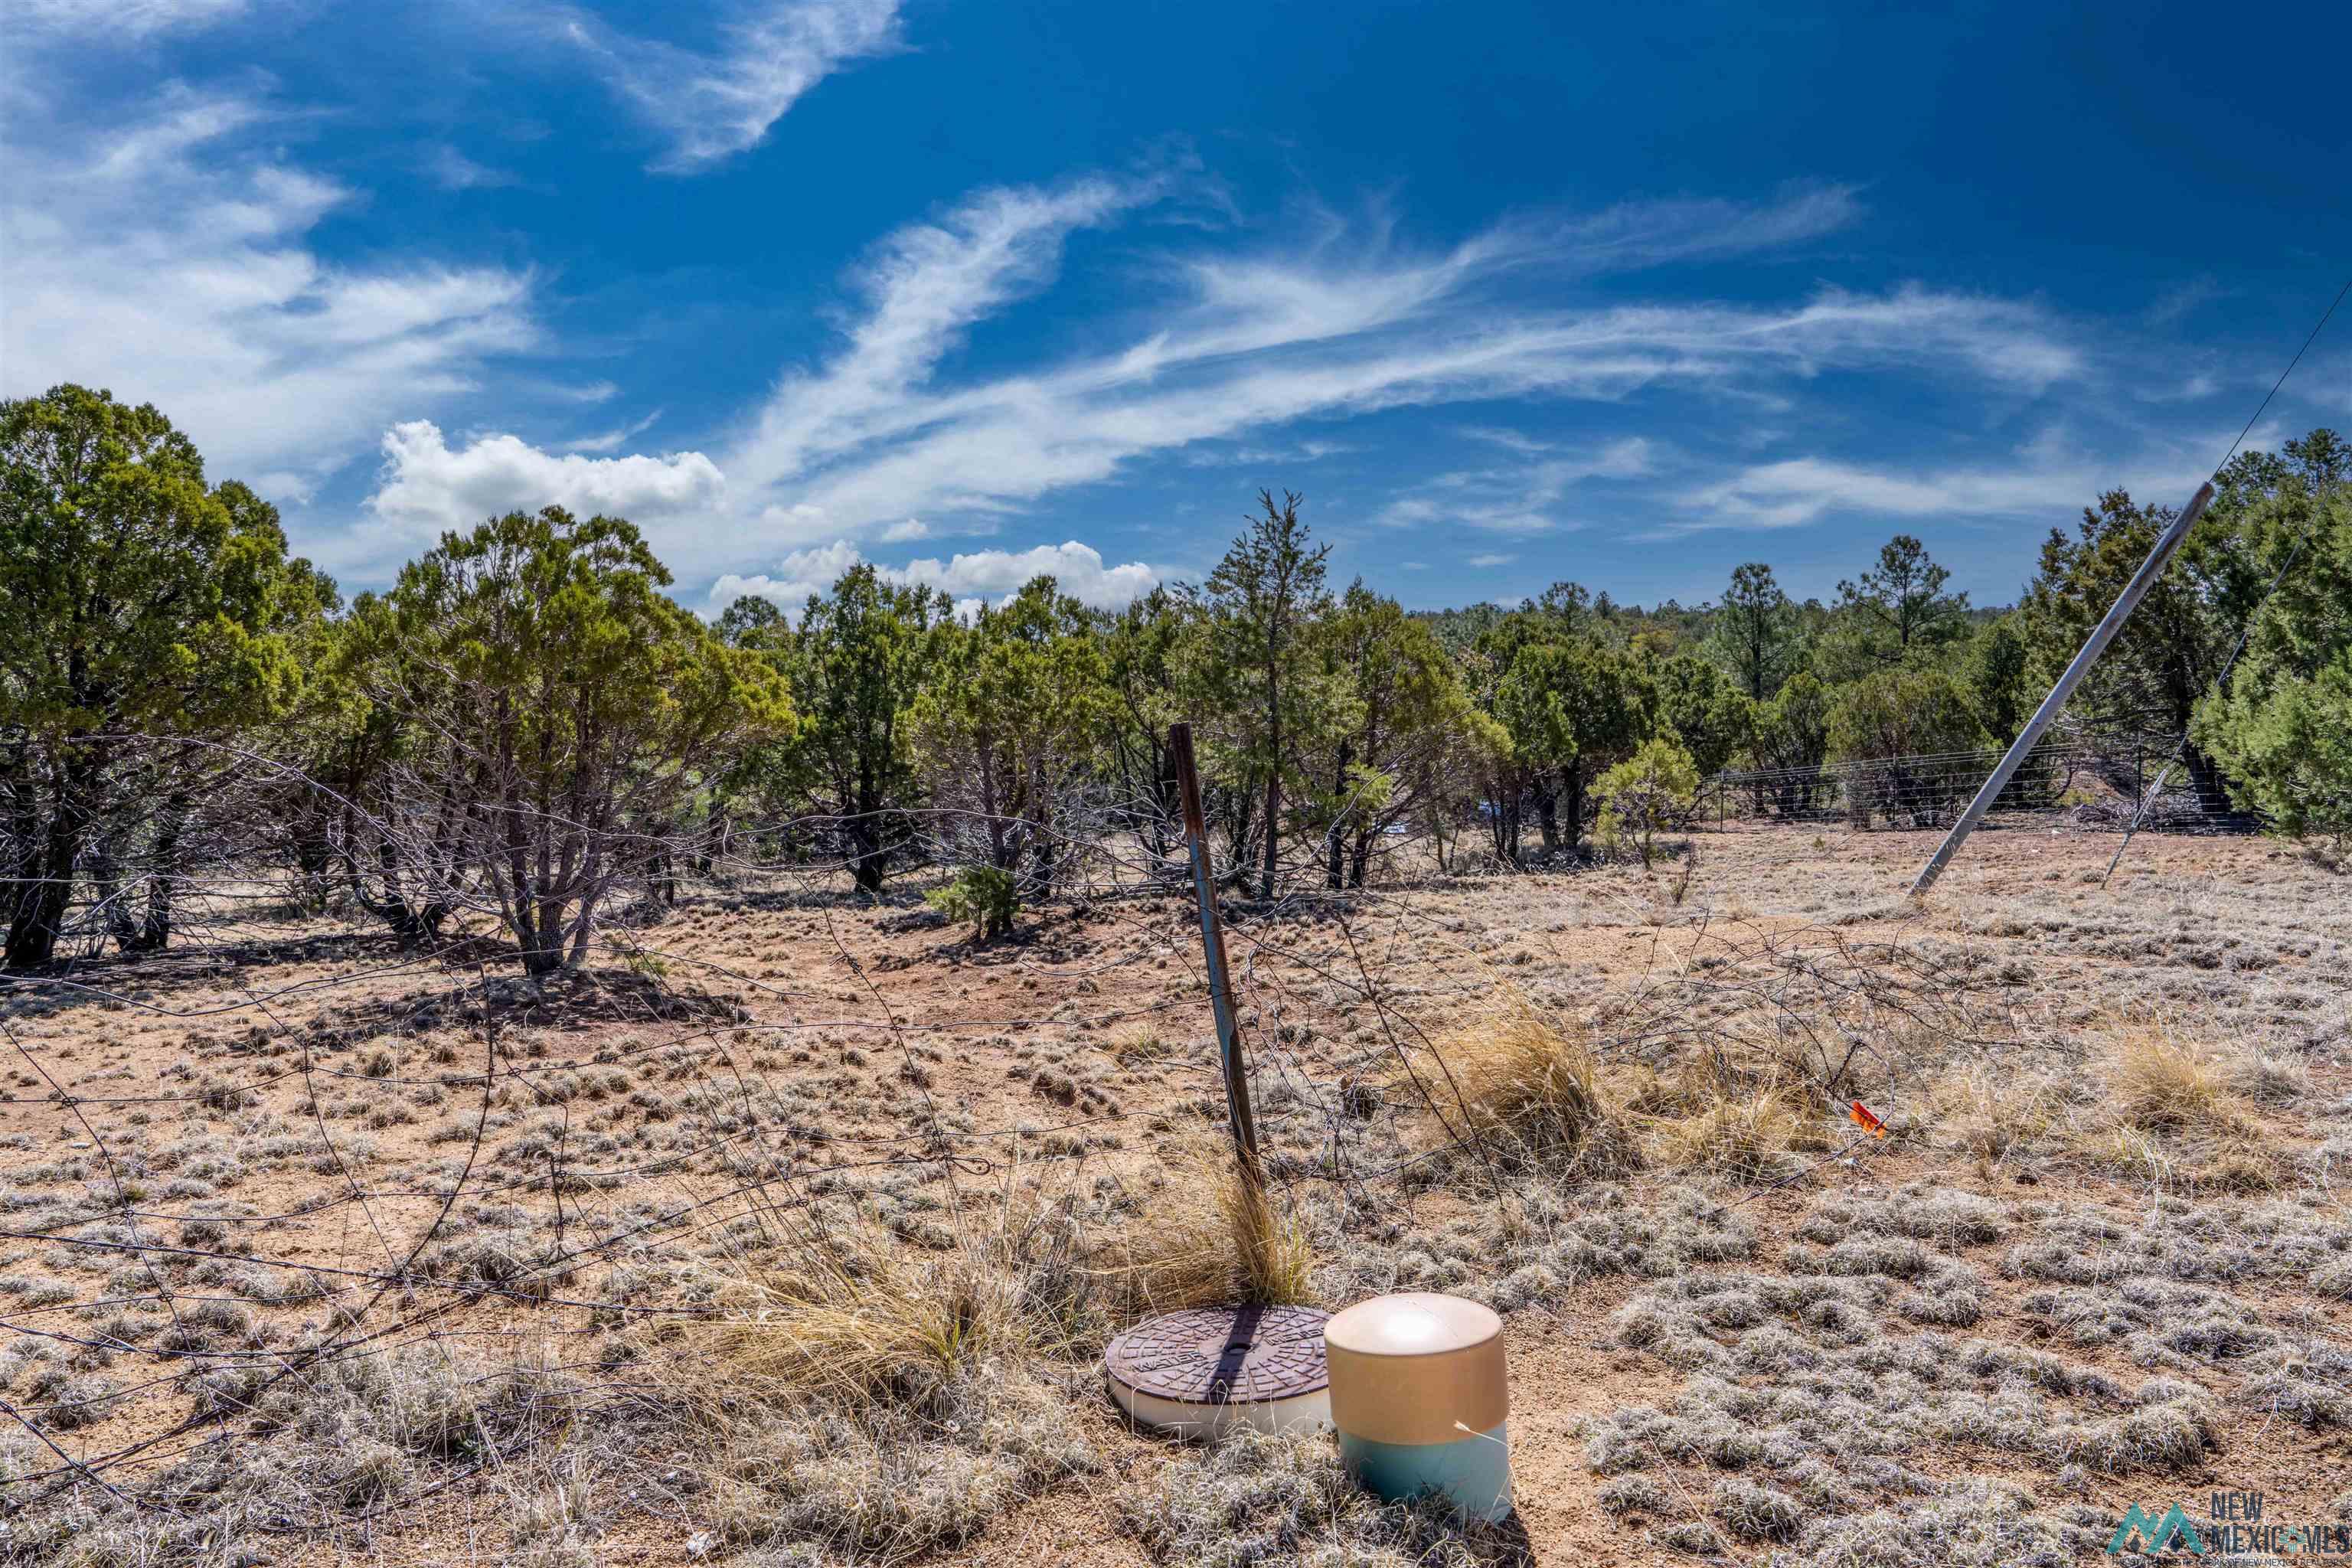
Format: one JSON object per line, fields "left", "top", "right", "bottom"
{"left": 1849, "top": 1100, "right": 1888, "bottom": 1138}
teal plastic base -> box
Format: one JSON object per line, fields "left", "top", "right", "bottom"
{"left": 1337, "top": 1421, "right": 1512, "bottom": 1522}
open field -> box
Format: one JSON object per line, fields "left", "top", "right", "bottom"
{"left": 2, "top": 823, "right": 2347, "bottom": 1566}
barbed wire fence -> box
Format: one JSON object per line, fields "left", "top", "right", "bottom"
{"left": 0, "top": 734, "right": 2087, "bottom": 1559}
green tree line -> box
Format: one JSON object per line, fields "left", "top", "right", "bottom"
{"left": 5, "top": 383, "right": 2346, "bottom": 971}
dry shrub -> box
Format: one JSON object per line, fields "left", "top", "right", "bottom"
{"left": 1432, "top": 1008, "right": 1642, "bottom": 1178}
{"left": 1100, "top": 1150, "right": 1315, "bottom": 1314}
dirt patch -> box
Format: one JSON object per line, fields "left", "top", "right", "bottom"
{"left": 2, "top": 824, "right": 2346, "bottom": 1564}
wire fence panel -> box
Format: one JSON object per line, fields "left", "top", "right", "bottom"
{"left": 1697, "top": 733, "right": 2251, "bottom": 835}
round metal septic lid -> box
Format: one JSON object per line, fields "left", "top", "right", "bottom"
{"left": 1106, "top": 1305, "right": 1331, "bottom": 1406}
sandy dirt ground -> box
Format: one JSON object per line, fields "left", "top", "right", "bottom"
{"left": 3, "top": 821, "right": 2346, "bottom": 1565}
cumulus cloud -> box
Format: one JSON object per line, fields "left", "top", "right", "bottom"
{"left": 0, "top": 87, "right": 535, "bottom": 508}
{"left": 558, "top": 0, "right": 904, "bottom": 172}
{"left": 708, "top": 541, "right": 867, "bottom": 616}
{"left": 710, "top": 539, "right": 1160, "bottom": 619}
{"left": 365, "top": 421, "right": 725, "bottom": 542}
{"left": 890, "top": 541, "right": 1161, "bottom": 605}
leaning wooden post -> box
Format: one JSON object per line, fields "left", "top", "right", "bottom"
{"left": 1168, "top": 722, "right": 1263, "bottom": 1178}
{"left": 1910, "top": 479, "right": 2216, "bottom": 897}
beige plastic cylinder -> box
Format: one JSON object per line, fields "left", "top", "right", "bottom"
{"left": 1323, "top": 1292, "right": 1508, "bottom": 1444}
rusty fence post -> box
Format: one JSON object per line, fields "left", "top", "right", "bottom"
{"left": 1167, "top": 722, "right": 1262, "bottom": 1177}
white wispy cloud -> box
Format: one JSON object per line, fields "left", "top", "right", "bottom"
{"left": 1662, "top": 417, "right": 2258, "bottom": 540}
{"left": 13, "top": 0, "right": 245, "bottom": 39}
{"left": 427, "top": 145, "right": 521, "bottom": 191}
{"left": 1457, "top": 426, "right": 1557, "bottom": 455}
{"left": 1681, "top": 456, "right": 2079, "bottom": 530}
{"left": 711, "top": 539, "right": 1161, "bottom": 618}
{"left": 364, "top": 420, "right": 725, "bottom": 547}
{"left": 728, "top": 174, "right": 1162, "bottom": 495}
{"left": 690, "top": 178, "right": 2083, "bottom": 577}
{"left": 1, "top": 87, "right": 535, "bottom": 511}
{"left": 1374, "top": 437, "right": 1655, "bottom": 533}
{"left": 1181, "top": 438, "right": 1357, "bottom": 467}
{"left": 557, "top": 0, "right": 904, "bottom": 172}
{"left": 560, "top": 409, "right": 665, "bottom": 453}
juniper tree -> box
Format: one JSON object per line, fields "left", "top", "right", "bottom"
{"left": 1182, "top": 490, "right": 1336, "bottom": 897}
{"left": 1308, "top": 582, "right": 1475, "bottom": 888}
{"left": 0, "top": 386, "right": 328, "bottom": 968}
{"left": 357, "top": 507, "right": 789, "bottom": 973}
{"left": 769, "top": 565, "right": 947, "bottom": 897}
{"left": 908, "top": 576, "right": 1108, "bottom": 893}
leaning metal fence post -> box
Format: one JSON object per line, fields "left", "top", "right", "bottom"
{"left": 1911, "top": 479, "right": 2216, "bottom": 898}
{"left": 1168, "top": 722, "right": 1263, "bottom": 1178}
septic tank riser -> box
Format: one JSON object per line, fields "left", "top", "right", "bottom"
{"left": 1102, "top": 1304, "right": 1332, "bottom": 1441}
{"left": 1109, "top": 1383, "right": 1331, "bottom": 1439}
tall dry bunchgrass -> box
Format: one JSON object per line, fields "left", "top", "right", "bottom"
{"left": 1935, "top": 1063, "right": 2056, "bottom": 1165}
{"left": 1101, "top": 1149, "right": 1316, "bottom": 1313}
{"left": 680, "top": 1168, "right": 1106, "bottom": 1410}
{"left": 2105, "top": 1028, "right": 2252, "bottom": 1136}
{"left": 659, "top": 1177, "right": 1105, "bottom": 1564}
{"left": 1430, "top": 1007, "right": 1643, "bottom": 1178}
{"left": 1648, "top": 1083, "right": 1805, "bottom": 1184}
{"left": 692, "top": 1230, "right": 1021, "bottom": 1404}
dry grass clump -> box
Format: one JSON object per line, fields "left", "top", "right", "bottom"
{"left": 1936, "top": 1064, "right": 2057, "bottom": 1165}
{"left": 1711, "top": 1476, "right": 1805, "bottom": 1542}
{"left": 1432, "top": 1008, "right": 1642, "bottom": 1179}
{"left": 2105, "top": 1029, "right": 2252, "bottom": 1136}
{"left": 0, "top": 1341, "right": 571, "bottom": 1563}
{"left": 1648, "top": 1085, "right": 1803, "bottom": 1184}
{"left": 700, "top": 1241, "right": 1021, "bottom": 1400}
{"left": 693, "top": 1356, "right": 1093, "bottom": 1563}
{"left": 661, "top": 1190, "right": 1102, "bottom": 1563}
{"left": 1108, "top": 1025, "right": 1184, "bottom": 1065}
{"left": 1101, "top": 1152, "right": 1315, "bottom": 1313}
{"left": 1766, "top": 1481, "right": 2112, "bottom": 1567}
{"left": 691, "top": 1180, "right": 1103, "bottom": 1401}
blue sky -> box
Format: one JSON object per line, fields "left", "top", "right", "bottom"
{"left": 5, "top": 0, "right": 2348, "bottom": 618}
